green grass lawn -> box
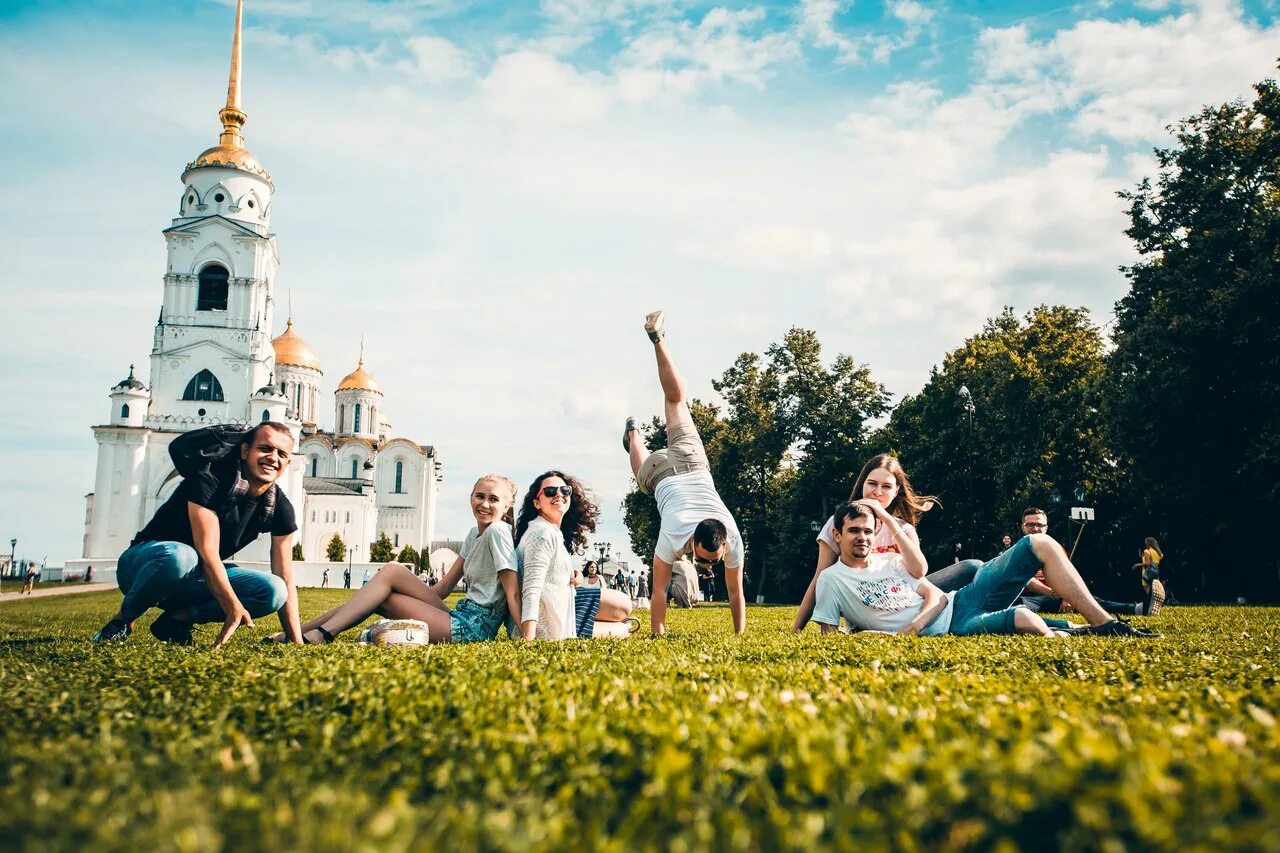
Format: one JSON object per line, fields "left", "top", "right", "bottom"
{"left": 1, "top": 591, "right": 1277, "bottom": 852}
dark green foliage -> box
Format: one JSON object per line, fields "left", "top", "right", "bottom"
{"left": 326, "top": 533, "right": 345, "bottom": 563}
{"left": 2, "top": 593, "right": 1278, "bottom": 850}
{"left": 369, "top": 532, "right": 395, "bottom": 564}
{"left": 291, "top": 541, "right": 305, "bottom": 561}
{"left": 879, "top": 306, "right": 1118, "bottom": 578}
{"left": 396, "top": 545, "right": 419, "bottom": 567}
{"left": 1108, "top": 77, "right": 1280, "bottom": 600}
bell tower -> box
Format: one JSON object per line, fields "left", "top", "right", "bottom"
{"left": 148, "top": 0, "right": 280, "bottom": 424}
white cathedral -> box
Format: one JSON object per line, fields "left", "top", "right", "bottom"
{"left": 80, "top": 1, "right": 439, "bottom": 569}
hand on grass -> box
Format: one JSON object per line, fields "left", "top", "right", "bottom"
{"left": 215, "top": 604, "right": 255, "bottom": 649}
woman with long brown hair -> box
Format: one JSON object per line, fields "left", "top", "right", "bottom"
{"left": 515, "top": 471, "right": 634, "bottom": 640}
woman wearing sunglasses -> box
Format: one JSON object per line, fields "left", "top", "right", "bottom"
{"left": 514, "top": 471, "right": 635, "bottom": 640}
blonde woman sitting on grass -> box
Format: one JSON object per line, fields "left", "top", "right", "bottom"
{"left": 269, "top": 474, "right": 521, "bottom": 644}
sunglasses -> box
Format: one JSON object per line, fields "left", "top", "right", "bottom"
{"left": 540, "top": 485, "right": 573, "bottom": 498}
{"left": 692, "top": 556, "right": 721, "bottom": 568}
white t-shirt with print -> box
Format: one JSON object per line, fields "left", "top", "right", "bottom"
{"left": 816, "top": 515, "right": 916, "bottom": 560}
{"left": 812, "top": 556, "right": 953, "bottom": 635}
{"left": 654, "top": 470, "right": 744, "bottom": 569}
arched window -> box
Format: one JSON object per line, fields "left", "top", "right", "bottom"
{"left": 338, "top": 405, "right": 345, "bottom": 433}
{"left": 196, "top": 264, "right": 229, "bottom": 311}
{"left": 351, "top": 458, "right": 358, "bottom": 478}
{"left": 120, "top": 404, "right": 129, "bottom": 419}
{"left": 310, "top": 457, "right": 318, "bottom": 476}
{"left": 182, "top": 369, "right": 224, "bottom": 402}
{"left": 354, "top": 403, "right": 362, "bottom": 434}
{"left": 261, "top": 410, "right": 270, "bottom": 422}
{"left": 394, "top": 460, "right": 404, "bottom": 493}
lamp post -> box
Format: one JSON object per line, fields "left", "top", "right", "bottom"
{"left": 596, "top": 541, "right": 611, "bottom": 585}
{"left": 9, "top": 538, "right": 15, "bottom": 581}
{"left": 959, "top": 386, "right": 976, "bottom": 558}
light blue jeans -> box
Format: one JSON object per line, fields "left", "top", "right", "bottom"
{"left": 116, "top": 541, "right": 287, "bottom": 624}
{"left": 949, "top": 536, "right": 1044, "bottom": 636}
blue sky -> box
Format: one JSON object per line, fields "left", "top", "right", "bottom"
{"left": 1, "top": 0, "right": 1277, "bottom": 568}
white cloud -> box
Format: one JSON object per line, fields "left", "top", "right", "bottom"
{"left": 479, "top": 50, "right": 613, "bottom": 121}
{"left": 978, "top": 0, "right": 1280, "bottom": 142}
{"left": 798, "top": 0, "right": 862, "bottom": 63}
{"left": 396, "top": 34, "right": 474, "bottom": 83}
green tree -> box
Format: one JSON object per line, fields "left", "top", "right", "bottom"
{"left": 397, "top": 544, "right": 420, "bottom": 567}
{"left": 880, "top": 306, "right": 1117, "bottom": 579}
{"left": 326, "top": 534, "right": 346, "bottom": 563}
{"left": 291, "top": 541, "right": 304, "bottom": 561}
{"left": 1107, "top": 74, "right": 1280, "bottom": 600}
{"left": 369, "top": 532, "right": 396, "bottom": 563}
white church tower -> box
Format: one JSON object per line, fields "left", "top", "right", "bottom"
{"left": 82, "top": 0, "right": 303, "bottom": 562}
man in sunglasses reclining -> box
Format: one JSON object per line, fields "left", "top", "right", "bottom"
{"left": 623, "top": 310, "right": 746, "bottom": 636}
{"left": 812, "top": 501, "right": 1157, "bottom": 638}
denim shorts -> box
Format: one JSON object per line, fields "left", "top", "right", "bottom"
{"left": 949, "top": 536, "right": 1043, "bottom": 636}
{"left": 449, "top": 598, "right": 504, "bottom": 643}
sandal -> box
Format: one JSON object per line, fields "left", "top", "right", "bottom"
{"left": 303, "top": 626, "right": 335, "bottom": 645}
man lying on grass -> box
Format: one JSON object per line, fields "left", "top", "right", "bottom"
{"left": 812, "top": 501, "right": 1156, "bottom": 637}
{"left": 92, "top": 422, "right": 302, "bottom": 648}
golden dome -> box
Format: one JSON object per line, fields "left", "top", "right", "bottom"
{"left": 272, "top": 319, "right": 322, "bottom": 371}
{"left": 337, "top": 358, "right": 381, "bottom": 394}
{"left": 186, "top": 143, "right": 272, "bottom": 185}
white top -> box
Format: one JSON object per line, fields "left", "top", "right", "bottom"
{"left": 654, "top": 469, "right": 744, "bottom": 569}
{"left": 459, "top": 522, "right": 517, "bottom": 610}
{"left": 817, "top": 515, "right": 916, "bottom": 561}
{"left": 516, "top": 516, "right": 577, "bottom": 641}
{"left": 582, "top": 575, "right": 607, "bottom": 588}
{"left": 812, "top": 556, "right": 953, "bottom": 635}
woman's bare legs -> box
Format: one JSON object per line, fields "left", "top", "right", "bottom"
{"left": 279, "top": 563, "right": 449, "bottom": 642}
{"left": 595, "top": 588, "right": 633, "bottom": 622}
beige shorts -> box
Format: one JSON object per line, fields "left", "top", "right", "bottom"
{"left": 636, "top": 419, "right": 710, "bottom": 495}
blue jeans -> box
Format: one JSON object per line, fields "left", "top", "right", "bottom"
{"left": 949, "top": 537, "right": 1044, "bottom": 635}
{"left": 116, "top": 541, "right": 287, "bottom": 624}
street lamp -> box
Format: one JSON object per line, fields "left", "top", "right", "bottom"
{"left": 8, "top": 538, "right": 15, "bottom": 581}
{"left": 596, "top": 541, "right": 611, "bottom": 585}
{"left": 959, "top": 386, "right": 976, "bottom": 558}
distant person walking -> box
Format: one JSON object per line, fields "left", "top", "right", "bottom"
{"left": 321, "top": 567, "right": 329, "bottom": 588}
{"left": 343, "top": 566, "right": 351, "bottom": 589}
{"left": 22, "top": 564, "right": 37, "bottom": 595}
{"left": 85, "top": 565, "right": 94, "bottom": 583}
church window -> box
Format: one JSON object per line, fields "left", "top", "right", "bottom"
{"left": 120, "top": 404, "right": 129, "bottom": 419}
{"left": 261, "top": 410, "right": 270, "bottom": 422}
{"left": 183, "top": 369, "right": 224, "bottom": 402}
{"left": 394, "top": 461, "right": 404, "bottom": 493}
{"left": 311, "top": 511, "right": 315, "bottom": 522}
{"left": 187, "top": 194, "right": 195, "bottom": 206}
{"left": 247, "top": 199, "right": 255, "bottom": 208}
{"left": 346, "top": 512, "right": 351, "bottom": 524}
{"left": 196, "top": 264, "right": 229, "bottom": 311}
{"left": 197, "top": 408, "right": 207, "bottom": 417}
{"left": 310, "top": 457, "right": 317, "bottom": 476}
{"left": 354, "top": 404, "right": 362, "bottom": 434}
{"left": 394, "top": 533, "right": 400, "bottom": 547}
{"left": 351, "top": 458, "right": 358, "bottom": 478}
{"left": 214, "top": 192, "right": 225, "bottom": 203}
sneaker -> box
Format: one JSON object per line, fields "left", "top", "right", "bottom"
{"left": 1053, "top": 624, "right": 1090, "bottom": 636}
{"left": 149, "top": 612, "right": 195, "bottom": 646}
{"left": 1146, "top": 579, "right": 1166, "bottom": 617}
{"left": 623, "top": 416, "right": 638, "bottom": 451}
{"left": 644, "top": 310, "right": 665, "bottom": 342}
{"left": 1088, "top": 619, "right": 1161, "bottom": 638}
{"left": 92, "top": 618, "right": 131, "bottom": 643}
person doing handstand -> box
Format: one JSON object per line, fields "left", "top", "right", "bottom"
{"left": 623, "top": 310, "right": 746, "bottom": 636}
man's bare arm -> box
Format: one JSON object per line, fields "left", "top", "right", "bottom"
{"left": 270, "top": 534, "right": 303, "bottom": 643}
{"left": 188, "top": 504, "right": 253, "bottom": 649}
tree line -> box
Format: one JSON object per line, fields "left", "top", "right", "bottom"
{"left": 624, "top": 72, "right": 1280, "bottom": 604}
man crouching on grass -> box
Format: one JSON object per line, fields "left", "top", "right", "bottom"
{"left": 92, "top": 422, "right": 303, "bottom": 648}
{"left": 812, "top": 502, "right": 1156, "bottom": 638}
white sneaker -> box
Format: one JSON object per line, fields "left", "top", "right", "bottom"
{"left": 644, "top": 310, "right": 665, "bottom": 342}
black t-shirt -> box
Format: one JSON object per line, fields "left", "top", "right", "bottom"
{"left": 132, "top": 471, "right": 297, "bottom": 560}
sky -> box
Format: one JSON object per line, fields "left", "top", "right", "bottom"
{"left": 0, "top": 0, "right": 1277, "bottom": 569}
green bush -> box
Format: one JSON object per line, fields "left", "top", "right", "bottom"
{"left": 1, "top": 594, "right": 1277, "bottom": 850}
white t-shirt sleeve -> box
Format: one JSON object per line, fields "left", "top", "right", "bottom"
{"left": 816, "top": 515, "right": 837, "bottom": 551}
{"left": 812, "top": 570, "right": 842, "bottom": 626}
